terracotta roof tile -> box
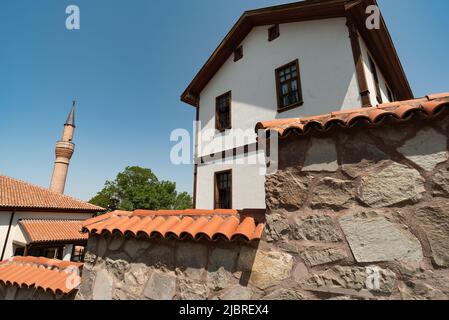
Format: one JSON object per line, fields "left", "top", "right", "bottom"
{"left": 0, "top": 175, "right": 104, "bottom": 212}
{"left": 83, "top": 209, "right": 264, "bottom": 242}
{"left": 19, "top": 219, "right": 88, "bottom": 244}
{"left": 256, "top": 93, "right": 449, "bottom": 137}
{"left": 0, "top": 256, "right": 82, "bottom": 295}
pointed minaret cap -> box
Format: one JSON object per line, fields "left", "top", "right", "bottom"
{"left": 65, "top": 101, "right": 76, "bottom": 127}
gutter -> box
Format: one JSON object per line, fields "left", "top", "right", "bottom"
{"left": 1, "top": 209, "right": 16, "bottom": 260}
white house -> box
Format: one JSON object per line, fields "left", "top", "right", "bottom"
{"left": 0, "top": 175, "right": 103, "bottom": 261}
{"left": 181, "top": 0, "right": 413, "bottom": 210}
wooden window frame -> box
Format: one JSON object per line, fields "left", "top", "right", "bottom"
{"left": 215, "top": 91, "right": 232, "bottom": 132}
{"left": 214, "top": 169, "right": 232, "bottom": 209}
{"left": 275, "top": 59, "right": 304, "bottom": 112}
{"left": 368, "top": 55, "right": 383, "bottom": 104}
{"left": 268, "top": 24, "right": 280, "bottom": 41}
{"left": 233, "top": 46, "right": 243, "bottom": 62}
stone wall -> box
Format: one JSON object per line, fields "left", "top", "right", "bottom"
{"left": 77, "top": 235, "right": 284, "bottom": 300}
{"left": 0, "top": 284, "right": 76, "bottom": 300}
{"left": 264, "top": 116, "right": 449, "bottom": 299}
{"left": 77, "top": 116, "right": 449, "bottom": 300}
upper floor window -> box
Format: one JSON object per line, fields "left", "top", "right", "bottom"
{"left": 216, "top": 91, "right": 231, "bottom": 131}
{"left": 368, "top": 55, "right": 383, "bottom": 104}
{"left": 268, "top": 24, "right": 280, "bottom": 41}
{"left": 234, "top": 46, "right": 243, "bottom": 62}
{"left": 214, "top": 170, "right": 232, "bottom": 209}
{"left": 275, "top": 59, "right": 303, "bottom": 112}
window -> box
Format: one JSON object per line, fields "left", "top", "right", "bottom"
{"left": 234, "top": 46, "right": 243, "bottom": 62}
{"left": 368, "top": 55, "right": 382, "bottom": 104}
{"left": 215, "top": 91, "right": 231, "bottom": 131}
{"left": 13, "top": 246, "right": 25, "bottom": 257}
{"left": 268, "top": 24, "right": 280, "bottom": 41}
{"left": 275, "top": 59, "right": 303, "bottom": 111}
{"left": 214, "top": 170, "right": 232, "bottom": 209}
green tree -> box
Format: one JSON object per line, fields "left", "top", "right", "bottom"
{"left": 89, "top": 166, "right": 192, "bottom": 212}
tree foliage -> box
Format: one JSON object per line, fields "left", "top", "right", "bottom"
{"left": 89, "top": 166, "right": 192, "bottom": 212}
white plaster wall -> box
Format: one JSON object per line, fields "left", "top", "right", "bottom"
{"left": 196, "top": 151, "right": 266, "bottom": 210}
{"left": 359, "top": 35, "right": 393, "bottom": 104}
{"left": 1, "top": 211, "right": 92, "bottom": 259}
{"left": 198, "top": 18, "right": 360, "bottom": 156}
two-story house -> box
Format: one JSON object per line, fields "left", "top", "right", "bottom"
{"left": 181, "top": 0, "right": 413, "bottom": 210}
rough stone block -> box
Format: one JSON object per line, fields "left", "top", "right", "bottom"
{"left": 310, "top": 177, "right": 354, "bottom": 211}
{"left": 123, "top": 239, "right": 151, "bottom": 258}
{"left": 93, "top": 269, "right": 113, "bottom": 300}
{"left": 341, "top": 133, "right": 390, "bottom": 178}
{"left": 143, "top": 270, "right": 177, "bottom": 300}
{"left": 176, "top": 242, "right": 208, "bottom": 280}
{"left": 415, "top": 203, "right": 449, "bottom": 267}
{"left": 179, "top": 279, "right": 209, "bottom": 300}
{"left": 123, "top": 263, "right": 149, "bottom": 296}
{"left": 339, "top": 212, "right": 423, "bottom": 263}
{"left": 238, "top": 248, "right": 293, "bottom": 290}
{"left": 303, "top": 266, "right": 396, "bottom": 296}
{"left": 300, "top": 248, "right": 347, "bottom": 267}
{"left": 398, "top": 127, "right": 448, "bottom": 172}
{"left": 265, "top": 169, "right": 309, "bottom": 210}
{"left": 431, "top": 167, "right": 449, "bottom": 197}
{"left": 264, "top": 213, "right": 290, "bottom": 242}
{"left": 293, "top": 215, "right": 342, "bottom": 242}
{"left": 219, "top": 285, "right": 253, "bottom": 300}
{"left": 360, "top": 163, "right": 425, "bottom": 208}
{"left": 262, "top": 288, "right": 304, "bottom": 300}
{"left": 303, "top": 138, "right": 338, "bottom": 172}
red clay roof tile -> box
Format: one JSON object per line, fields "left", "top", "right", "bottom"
{"left": 0, "top": 256, "right": 82, "bottom": 295}
{"left": 256, "top": 93, "right": 449, "bottom": 137}
{"left": 0, "top": 175, "right": 104, "bottom": 212}
{"left": 83, "top": 209, "right": 264, "bottom": 242}
{"left": 19, "top": 219, "right": 88, "bottom": 244}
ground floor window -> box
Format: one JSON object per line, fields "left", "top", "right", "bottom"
{"left": 214, "top": 170, "right": 232, "bottom": 209}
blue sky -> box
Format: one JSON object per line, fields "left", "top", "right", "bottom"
{"left": 0, "top": 0, "right": 448, "bottom": 201}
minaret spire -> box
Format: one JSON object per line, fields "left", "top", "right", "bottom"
{"left": 65, "top": 100, "right": 76, "bottom": 127}
{"left": 49, "top": 102, "right": 76, "bottom": 194}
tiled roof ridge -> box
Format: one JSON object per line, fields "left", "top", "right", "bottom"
{"left": 256, "top": 92, "right": 449, "bottom": 137}
{"left": 19, "top": 219, "right": 88, "bottom": 243}
{"left": 3, "top": 256, "right": 83, "bottom": 271}
{"left": 0, "top": 174, "right": 105, "bottom": 211}
{"left": 0, "top": 257, "right": 83, "bottom": 295}
{"left": 82, "top": 209, "right": 265, "bottom": 242}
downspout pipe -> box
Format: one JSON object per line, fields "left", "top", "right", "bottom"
{"left": 1, "top": 209, "right": 16, "bottom": 260}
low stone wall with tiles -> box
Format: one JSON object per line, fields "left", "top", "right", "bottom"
{"left": 76, "top": 236, "right": 275, "bottom": 300}
{"left": 263, "top": 115, "right": 449, "bottom": 300}
{"left": 0, "top": 284, "right": 76, "bottom": 300}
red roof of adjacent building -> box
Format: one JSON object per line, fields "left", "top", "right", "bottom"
{"left": 256, "top": 93, "right": 449, "bottom": 137}
{"left": 0, "top": 256, "right": 82, "bottom": 295}
{"left": 82, "top": 209, "right": 265, "bottom": 242}
{"left": 0, "top": 175, "right": 104, "bottom": 212}
{"left": 19, "top": 219, "right": 88, "bottom": 244}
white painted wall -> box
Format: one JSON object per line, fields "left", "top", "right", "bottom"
{"left": 0, "top": 211, "right": 92, "bottom": 259}
{"left": 198, "top": 18, "right": 360, "bottom": 156}
{"left": 196, "top": 151, "right": 266, "bottom": 210}
{"left": 359, "top": 35, "right": 394, "bottom": 104}
{"left": 196, "top": 18, "right": 361, "bottom": 209}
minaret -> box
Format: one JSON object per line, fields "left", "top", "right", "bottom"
{"left": 50, "top": 102, "right": 76, "bottom": 194}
